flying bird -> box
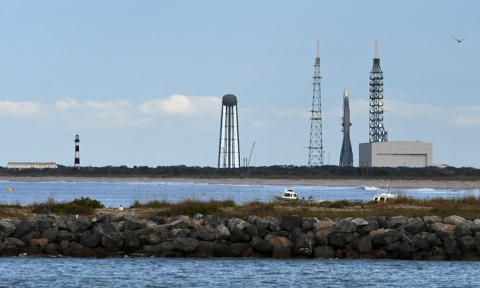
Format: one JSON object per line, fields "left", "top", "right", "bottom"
{"left": 452, "top": 37, "right": 466, "bottom": 43}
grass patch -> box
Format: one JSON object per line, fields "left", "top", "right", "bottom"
{"left": 30, "top": 197, "right": 105, "bottom": 216}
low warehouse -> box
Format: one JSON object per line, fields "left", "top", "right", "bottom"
{"left": 359, "top": 141, "right": 434, "bottom": 168}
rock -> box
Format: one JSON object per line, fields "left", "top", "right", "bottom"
{"left": 21, "top": 231, "right": 42, "bottom": 244}
{"left": 313, "top": 220, "right": 337, "bottom": 236}
{"left": 101, "top": 232, "right": 124, "bottom": 251}
{"left": 148, "top": 231, "right": 175, "bottom": 244}
{"left": 288, "top": 227, "right": 303, "bottom": 243}
{"left": 226, "top": 218, "right": 250, "bottom": 230}
{"left": 123, "top": 220, "right": 141, "bottom": 232}
{"left": 189, "top": 225, "right": 215, "bottom": 242}
{"left": 57, "top": 230, "right": 76, "bottom": 242}
{"left": 417, "top": 232, "right": 443, "bottom": 247}
{"left": 70, "top": 241, "right": 83, "bottom": 251}
{"left": 250, "top": 235, "right": 273, "bottom": 253}
{"left": 474, "top": 232, "right": 480, "bottom": 250}
{"left": 428, "top": 223, "right": 456, "bottom": 241}
{"left": 167, "top": 219, "right": 191, "bottom": 230}
{"left": 264, "top": 235, "right": 294, "bottom": 259}
{"left": 122, "top": 237, "right": 140, "bottom": 251}
{"left": 454, "top": 221, "right": 474, "bottom": 238}
{"left": 94, "top": 213, "right": 107, "bottom": 223}
{"left": 268, "top": 218, "right": 282, "bottom": 232}
{"left": 414, "top": 238, "right": 431, "bottom": 251}
{"left": 381, "top": 242, "right": 399, "bottom": 253}
{"left": 193, "top": 213, "right": 203, "bottom": 220}
{"left": 230, "top": 228, "right": 250, "bottom": 243}
{"left": 173, "top": 237, "right": 199, "bottom": 252}
{"left": 314, "top": 232, "right": 328, "bottom": 246}
{"left": 389, "top": 216, "right": 409, "bottom": 228}
{"left": 203, "top": 218, "right": 223, "bottom": 229}
{"left": 59, "top": 240, "right": 70, "bottom": 250}
{"left": 328, "top": 232, "right": 357, "bottom": 248}
{"left": 171, "top": 215, "right": 190, "bottom": 222}
{"left": 214, "top": 225, "right": 230, "bottom": 240}
{"left": 464, "top": 252, "right": 480, "bottom": 261}
{"left": 293, "top": 232, "right": 315, "bottom": 256}
{"left": 423, "top": 215, "right": 442, "bottom": 225}
{"left": 370, "top": 229, "right": 402, "bottom": 246}
{"left": 279, "top": 215, "right": 303, "bottom": 232}
{"left": 397, "top": 242, "right": 418, "bottom": 258}
{"left": 444, "top": 237, "right": 462, "bottom": 255}
{"left": 302, "top": 217, "right": 319, "bottom": 232}
{"left": 333, "top": 219, "right": 358, "bottom": 233}
{"left": 457, "top": 235, "right": 475, "bottom": 253}
{"left": 4, "top": 237, "right": 27, "bottom": 247}
{"left": 0, "top": 221, "right": 16, "bottom": 237}
{"left": 42, "top": 227, "right": 58, "bottom": 243}
{"left": 80, "top": 234, "right": 102, "bottom": 248}
{"left": 143, "top": 241, "right": 174, "bottom": 254}
{"left": 92, "top": 222, "right": 120, "bottom": 236}
{"left": 52, "top": 217, "right": 69, "bottom": 230}
{"left": 397, "top": 217, "right": 427, "bottom": 235}
{"left": 314, "top": 246, "right": 335, "bottom": 258}
{"left": 214, "top": 239, "right": 231, "bottom": 246}
{"left": 377, "top": 216, "right": 391, "bottom": 229}
{"left": 13, "top": 220, "right": 34, "bottom": 239}
{"left": 443, "top": 215, "right": 466, "bottom": 226}
{"left": 67, "top": 217, "right": 91, "bottom": 234}
{"left": 352, "top": 235, "right": 372, "bottom": 254}
{"left": 111, "top": 222, "right": 124, "bottom": 232}
{"left": 268, "top": 231, "right": 289, "bottom": 237}
{"left": 429, "top": 245, "right": 446, "bottom": 256}
{"left": 44, "top": 243, "right": 60, "bottom": 255}
{"left": 191, "top": 219, "right": 203, "bottom": 228}
{"left": 245, "top": 225, "right": 257, "bottom": 237}
{"left": 239, "top": 247, "right": 254, "bottom": 257}
{"left": 359, "top": 217, "right": 380, "bottom": 236}
{"left": 149, "top": 216, "right": 168, "bottom": 225}
{"left": 134, "top": 227, "right": 154, "bottom": 238}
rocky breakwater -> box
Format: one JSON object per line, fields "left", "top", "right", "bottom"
{"left": 1, "top": 213, "right": 480, "bottom": 260}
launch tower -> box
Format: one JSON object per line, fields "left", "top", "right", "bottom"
{"left": 308, "top": 41, "right": 324, "bottom": 166}
{"left": 340, "top": 89, "right": 353, "bottom": 167}
{"left": 369, "top": 41, "right": 388, "bottom": 142}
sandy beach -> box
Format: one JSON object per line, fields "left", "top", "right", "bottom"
{"left": 0, "top": 176, "right": 479, "bottom": 190}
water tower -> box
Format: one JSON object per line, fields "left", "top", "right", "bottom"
{"left": 218, "top": 94, "right": 240, "bottom": 168}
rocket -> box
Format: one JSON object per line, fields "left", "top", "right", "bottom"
{"left": 339, "top": 89, "right": 353, "bottom": 167}
{"left": 342, "top": 89, "right": 352, "bottom": 134}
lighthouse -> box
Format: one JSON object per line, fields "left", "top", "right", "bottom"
{"left": 74, "top": 135, "right": 80, "bottom": 167}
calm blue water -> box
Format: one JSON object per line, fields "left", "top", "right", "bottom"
{"left": 0, "top": 258, "right": 478, "bottom": 287}
{"left": 0, "top": 181, "right": 478, "bottom": 207}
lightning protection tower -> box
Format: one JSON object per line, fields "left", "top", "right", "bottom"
{"left": 369, "top": 41, "right": 388, "bottom": 142}
{"left": 74, "top": 135, "right": 80, "bottom": 167}
{"left": 308, "top": 40, "right": 324, "bottom": 166}
{"left": 339, "top": 89, "right": 353, "bottom": 167}
{"left": 218, "top": 94, "right": 240, "bottom": 168}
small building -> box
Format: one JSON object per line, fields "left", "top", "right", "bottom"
{"left": 359, "top": 141, "right": 434, "bottom": 168}
{"left": 7, "top": 162, "right": 58, "bottom": 170}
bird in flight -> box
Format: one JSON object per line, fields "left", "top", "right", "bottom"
{"left": 452, "top": 37, "right": 466, "bottom": 43}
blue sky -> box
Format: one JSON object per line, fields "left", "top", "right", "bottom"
{"left": 0, "top": 1, "right": 478, "bottom": 167}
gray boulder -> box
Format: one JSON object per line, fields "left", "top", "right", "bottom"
{"left": 279, "top": 215, "right": 303, "bottom": 232}
{"left": 149, "top": 216, "right": 168, "bottom": 225}
{"left": 143, "top": 241, "right": 174, "bottom": 254}
{"left": 389, "top": 216, "right": 409, "bottom": 228}
{"left": 189, "top": 225, "right": 215, "bottom": 242}
{"left": 351, "top": 235, "right": 372, "bottom": 254}
{"left": 203, "top": 218, "right": 223, "bottom": 229}
{"left": 52, "top": 217, "right": 69, "bottom": 230}
{"left": 92, "top": 222, "right": 120, "bottom": 236}
{"left": 101, "top": 232, "right": 124, "bottom": 251}
{"left": 293, "top": 232, "right": 316, "bottom": 256}
{"left": 428, "top": 223, "right": 456, "bottom": 241}
{"left": 57, "top": 230, "right": 76, "bottom": 242}
{"left": 264, "top": 234, "right": 294, "bottom": 259}
{"left": 42, "top": 227, "right": 58, "bottom": 243}
{"left": 80, "top": 234, "right": 102, "bottom": 248}
{"left": 215, "top": 225, "right": 230, "bottom": 240}
{"left": 328, "top": 232, "right": 357, "bottom": 248}
{"left": 454, "top": 221, "right": 474, "bottom": 238}
{"left": 333, "top": 219, "right": 358, "bottom": 233}
{"left": 173, "top": 237, "right": 199, "bottom": 252}
{"left": 4, "top": 237, "right": 27, "bottom": 247}
{"left": 267, "top": 217, "right": 282, "bottom": 232}
{"left": 230, "top": 228, "right": 250, "bottom": 243}
{"left": 226, "top": 218, "right": 250, "bottom": 230}
{"left": 288, "top": 227, "right": 303, "bottom": 243}
{"left": 397, "top": 217, "right": 427, "bottom": 235}
{"left": 193, "top": 213, "right": 203, "bottom": 220}
{"left": 314, "top": 232, "right": 328, "bottom": 246}
{"left": 457, "top": 235, "right": 475, "bottom": 253}
{"left": 123, "top": 220, "right": 141, "bottom": 231}
{"left": 314, "top": 246, "right": 335, "bottom": 258}
{"left": 167, "top": 218, "right": 191, "bottom": 230}
{"left": 59, "top": 240, "right": 70, "bottom": 250}
{"left": 122, "top": 237, "right": 140, "bottom": 251}
{"left": 250, "top": 235, "right": 273, "bottom": 253}
{"left": 44, "top": 243, "right": 60, "bottom": 255}
{"left": 67, "top": 217, "right": 91, "bottom": 234}
{"left": 397, "top": 242, "right": 418, "bottom": 258}
{"left": 475, "top": 232, "right": 480, "bottom": 250}
{"left": 443, "top": 215, "right": 466, "bottom": 226}
{"left": 444, "top": 237, "right": 461, "bottom": 255}
{"left": 370, "top": 229, "right": 402, "bottom": 246}
{"left": 414, "top": 238, "right": 431, "bottom": 251}
{"left": 147, "top": 230, "right": 175, "bottom": 244}
{"left": 0, "top": 221, "right": 16, "bottom": 237}
{"left": 302, "top": 217, "right": 319, "bottom": 232}
{"left": 423, "top": 215, "right": 443, "bottom": 225}
{"left": 21, "top": 231, "right": 42, "bottom": 244}
{"left": 377, "top": 216, "right": 392, "bottom": 229}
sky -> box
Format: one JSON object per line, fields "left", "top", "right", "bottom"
{"left": 0, "top": 1, "right": 479, "bottom": 168}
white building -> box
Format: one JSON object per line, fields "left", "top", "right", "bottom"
{"left": 359, "top": 141, "right": 436, "bottom": 168}
{"left": 7, "top": 162, "right": 58, "bottom": 169}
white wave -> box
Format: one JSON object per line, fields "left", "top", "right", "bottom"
{"left": 361, "top": 186, "right": 379, "bottom": 191}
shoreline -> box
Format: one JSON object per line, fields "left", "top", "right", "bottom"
{"left": 0, "top": 176, "right": 479, "bottom": 190}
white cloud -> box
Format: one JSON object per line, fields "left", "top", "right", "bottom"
{"left": 0, "top": 101, "right": 44, "bottom": 117}
{"left": 55, "top": 98, "right": 80, "bottom": 111}
{"left": 139, "top": 95, "right": 220, "bottom": 117}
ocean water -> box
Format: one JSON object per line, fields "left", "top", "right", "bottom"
{"left": 0, "top": 181, "right": 478, "bottom": 207}
{"left": 0, "top": 257, "right": 478, "bottom": 287}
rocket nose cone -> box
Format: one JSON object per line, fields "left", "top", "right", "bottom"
{"left": 343, "top": 89, "right": 349, "bottom": 98}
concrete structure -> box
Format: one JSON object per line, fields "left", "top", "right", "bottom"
{"left": 75, "top": 135, "right": 80, "bottom": 167}
{"left": 359, "top": 141, "right": 433, "bottom": 168}
{"left": 7, "top": 162, "right": 57, "bottom": 169}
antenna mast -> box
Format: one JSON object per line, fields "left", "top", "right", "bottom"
{"left": 308, "top": 40, "right": 324, "bottom": 167}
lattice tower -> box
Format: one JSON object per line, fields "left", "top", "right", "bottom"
{"left": 308, "top": 41, "right": 324, "bottom": 166}
{"left": 369, "top": 41, "right": 388, "bottom": 142}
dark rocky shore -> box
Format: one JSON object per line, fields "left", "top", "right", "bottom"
{"left": 1, "top": 213, "right": 480, "bottom": 260}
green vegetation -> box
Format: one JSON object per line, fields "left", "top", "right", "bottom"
{"left": 30, "top": 197, "right": 104, "bottom": 215}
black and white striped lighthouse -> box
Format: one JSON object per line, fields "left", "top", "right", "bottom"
{"left": 74, "top": 135, "right": 80, "bottom": 167}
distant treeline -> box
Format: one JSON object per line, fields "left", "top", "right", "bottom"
{"left": 0, "top": 165, "right": 480, "bottom": 180}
